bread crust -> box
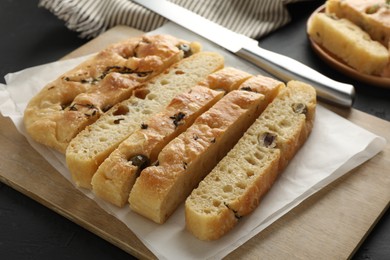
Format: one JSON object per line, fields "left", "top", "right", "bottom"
{"left": 129, "top": 75, "right": 283, "bottom": 224}
{"left": 129, "top": 90, "right": 265, "bottom": 223}
{"left": 24, "top": 34, "right": 199, "bottom": 152}
{"left": 91, "top": 85, "right": 224, "bottom": 207}
{"left": 66, "top": 52, "right": 224, "bottom": 188}
{"left": 90, "top": 67, "right": 252, "bottom": 206}
{"left": 185, "top": 80, "right": 316, "bottom": 240}
{"left": 198, "top": 67, "right": 252, "bottom": 92}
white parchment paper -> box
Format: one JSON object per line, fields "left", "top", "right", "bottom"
{"left": 0, "top": 23, "right": 386, "bottom": 260}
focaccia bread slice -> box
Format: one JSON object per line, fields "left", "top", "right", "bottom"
{"left": 238, "top": 75, "right": 282, "bottom": 105}
{"left": 91, "top": 68, "right": 252, "bottom": 207}
{"left": 66, "top": 52, "right": 224, "bottom": 188}
{"left": 185, "top": 80, "right": 316, "bottom": 240}
{"left": 129, "top": 76, "right": 283, "bottom": 224}
{"left": 198, "top": 67, "right": 252, "bottom": 92}
{"left": 24, "top": 34, "right": 200, "bottom": 153}
{"left": 308, "top": 12, "right": 389, "bottom": 75}
{"left": 91, "top": 85, "right": 224, "bottom": 207}
{"left": 326, "top": 0, "right": 390, "bottom": 47}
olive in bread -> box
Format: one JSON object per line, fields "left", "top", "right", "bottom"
{"left": 185, "top": 80, "right": 316, "bottom": 240}
{"left": 24, "top": 34, "right": 200, "bottom": 153}
{"left": 129, "top": 76, "right": 283, "bottom": 224}
{"left": 91, "top": 68, "right": 252, "bottom": 206}
{"left": 91, "top": 85, "right": 224, "bottom": 207}
{"left": 66, "top": 52, "right": 224, "bottom": 188}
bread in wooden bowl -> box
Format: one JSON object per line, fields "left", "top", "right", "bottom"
{"left": 326, "top": 0, "right": 390, "bottom": 47}
{"left": 308, "top": 0, "right": 390, "bottom": 78}
{"left": 307, "top": 12, "right": 389, "bottom": 76}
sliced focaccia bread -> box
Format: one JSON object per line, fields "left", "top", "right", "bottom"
{"left": 198, "top": 67, "right": 252, "bottom": 92}
{"left": 326, "top": 0, "right": 390, "bottom": 47}
{"left": 238, "top": 75, "right": 283, "bottom": 105}
{"left": 91, "top": 67, "right": 252, "bottom": 207}
{"left": 185, "top": 80, "right": 316, "bottom": 240}
{"left": 24, "top": 34, "right": 200, "bottom": 153}
{"left": 307, "top": 12, "right": 389, "bottom": 75}
{"left": 129, "top": 76, "right": 283, "bottom": 224}
{"left": 66, "top": 52, "right": 224, "bottom": 188}
{"left": 91, "top": 85, "right": 224, "bottom": 207}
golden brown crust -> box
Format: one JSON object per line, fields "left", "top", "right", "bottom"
{"left": 66, "top": 52, "right": 224, "bottom": 189}
{"left": 198, "top": 67, "right": 252, "bottom": 92}
{"left": 129, "top": 75, "right": 283, "bottom": 224}
{"left": 91, "top": 85, "right": 224, "bottom": 207}
{"left": 24, "top": 34, "right": 199, "bottom": 152}
{"left": 129, "top": 90, "right": 266, "bottom": 224}
{"left": 185, "top": 80, "right": 316, "bottom": 240}
{"left": 90, "top": 67, "right": 254, "bottom": 206}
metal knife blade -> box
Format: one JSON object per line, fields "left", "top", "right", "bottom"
{"left": 132, "top": 0, "right": 355, "bottom": 107}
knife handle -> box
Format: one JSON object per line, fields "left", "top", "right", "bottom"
{"left": 236, "top": 43, "right": 355, "bottom": 107}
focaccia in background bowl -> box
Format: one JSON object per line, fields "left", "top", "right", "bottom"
{"left": 307, "top": 0, "right": 390, "bottom": 77}
{"left": 326, "top": 0, "right": 390, "bottom": 47}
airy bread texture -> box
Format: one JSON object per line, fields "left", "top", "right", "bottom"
{"left": 24, "top": 34, "right": 199, "bottom": 153}
{"left": 185, "top": 81, "right": 316, "bottom": 240}
{"left": 308, "top": 12, "right": 389, "bottom": 75}
{"left": 129, "top": 76, "right": 283, "bottom": 224}
{"left": 326, "top": 0, "right": 390, "bottom": 47}
{"left": 91, "top": 68, "right": 251, "bottom": 207}
{"left": 66, "top": 52, "right": 224, "bottom": 188}
{"left": 91, "top": 85, "right": 224, "bottom": 207}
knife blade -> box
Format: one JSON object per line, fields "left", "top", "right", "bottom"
{"left": 132, "top": 0, "right": 355, "bottom": 107}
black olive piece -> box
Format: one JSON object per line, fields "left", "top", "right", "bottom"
{"left": 259, "top": 132, "right": 277, "bottom": 148}
{"left": 128, "top": 154, "right": 150, "bottom": 176}
{"left": 113, "top": 118, "right": 124, "bottom": 124}
{"left": 178, "top": 44, "right": 192, "bottom": 58}
{"left": 292, "top": 103, "right": 308, "bottom": 115}
{"left": 241, "top": 86, "right": 255, "bottom": 92}
{"left": 170, "top": 112, "right": 186, "bottom": 128}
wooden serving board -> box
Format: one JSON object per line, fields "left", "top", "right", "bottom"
{"left": 1, "top": 26, "right": 389, "bottom": 259}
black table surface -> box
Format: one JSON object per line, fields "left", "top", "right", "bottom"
{"left": 1, "top": 0, "right": 389, "bottom": 259}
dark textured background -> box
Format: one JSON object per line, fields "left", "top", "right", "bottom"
{"left": 1, "top": 0, "right": 389, "bottom": 259}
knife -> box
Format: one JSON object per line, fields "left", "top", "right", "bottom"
{"left": 132, "top": 0, "right": 355, "bottom": 107}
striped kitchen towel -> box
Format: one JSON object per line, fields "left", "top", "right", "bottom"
{"left": 39, "top": 0, "right": 309, "bottom": 39}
